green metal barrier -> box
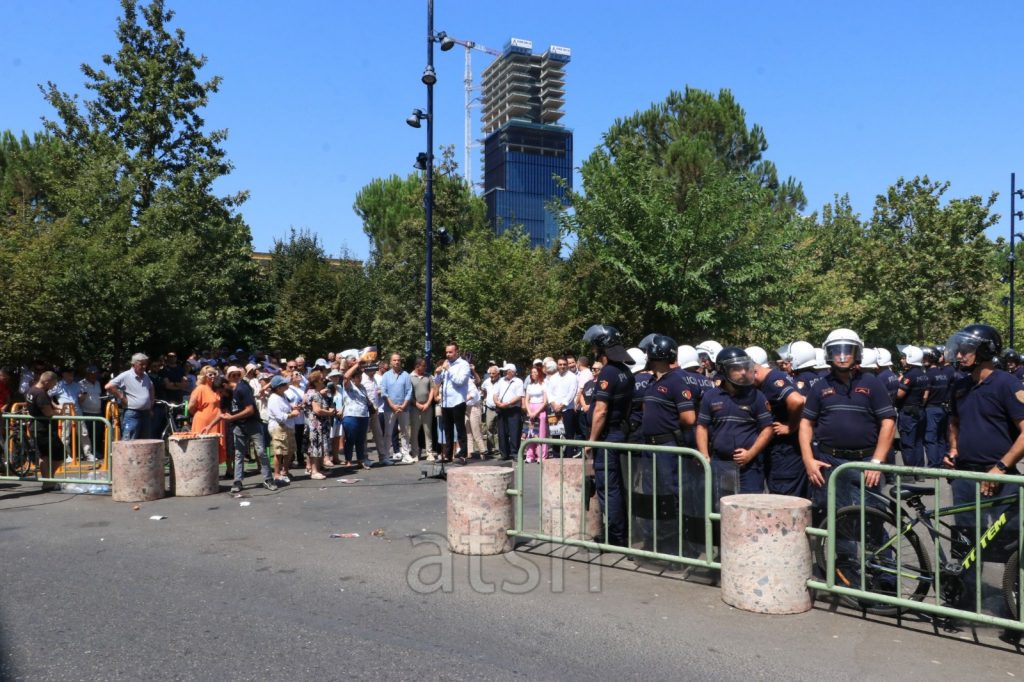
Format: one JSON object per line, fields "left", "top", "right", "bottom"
{"left": 807, "top": 460, "right": 1024, "bottom": 633}
{"left": 1, "top": 413, "right": 113, "bottom": 486}
{"left": 505, "top": 437, "right": 721, "bottom": 571}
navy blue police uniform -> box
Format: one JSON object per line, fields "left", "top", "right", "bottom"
{"left": 896, "top": 366, "right": 930, "bottom": 467}
{"left": 802, "top": 369, "right": 897, "bottom": 511}
{"left": 589, "top": 361, "right": 635, "bottom": 546}
{"left": 877, "top": 367, "right": 900, "bottom": 405}
{"left": 627, "top": 370, "right": 654, "bottom": 444}
{"left": 679, "top": 369, "right": 714, "bottom": 446}
{"left": 697, "top": 385, "right": 773, "bottom": 496}
{"left": 923, "top": 365, "right": 952, "bottom": 468}
{"left": 760, "top": 369, "right": 807, "bottom": 498}
{"left": 634, "top": 368, "right": 696, "bottom": 554}
{"left": 949, "top": 369, "right": 1024, "bottom": 610}
{"left": 793, "top": 368, "right": 819, "bottom": 398}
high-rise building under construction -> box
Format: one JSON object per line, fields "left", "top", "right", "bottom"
{"left": 481, "top": 38, "right": 571, "bottom": 249}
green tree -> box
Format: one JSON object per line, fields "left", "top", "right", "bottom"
{"left": 35, "top": 0, "right": 260, "bottom": 363}
{"left": 561, "top": 87, "right": 813, "bottom": 348}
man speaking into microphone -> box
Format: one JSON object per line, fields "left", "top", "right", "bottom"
{"left": 434, "top": 342, "right": 471, "bottom": 465}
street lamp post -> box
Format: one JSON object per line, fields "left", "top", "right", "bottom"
{"left": 1011, "top": 172, "right": 1024, "bottom": 349}
{"left": 408, "top": 0, "right": 454, "bottom": 367}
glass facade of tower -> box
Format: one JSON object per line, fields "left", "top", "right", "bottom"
{"left": 483, "top": 122, "right": 572, "bottom": 248}
{"left": 481, "top": 39, "right": 572, "bottom": 249}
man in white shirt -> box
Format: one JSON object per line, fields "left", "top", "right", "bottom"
{"left": 360, "top": 364, "right": 389, "bottom": 465}
{"left": 547, "top": 356, "right": 580, "bottom": 457}
{"left": 493, "top": 363, "right": 525, "bottom": 461}
{"left": 78, "top": 366, "right": 104, "bottom": 460}
{"left": 433, "top": 342, "right": 471, "bottom": 464}
{"left": 480, "top": 365, "right": 501, "bottom": 458}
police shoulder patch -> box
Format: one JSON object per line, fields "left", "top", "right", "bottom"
{"left": 796, "top": 381, "right": 805, "bottom": 390}
{"left": 821, "top": 388, "right": 835, "bottom": 397}
{"left": 774, "top": 379, "right": 785, "bottom": 387}
{"left": 902, "top": 377, "right": 911, "bottom": 385}
{"left": 1016, "top": 390, "right": 1024, "bottom": 404}
{"left": 600, "top": 380, "right": 609, "bottom": 390}
{"left": 714, "top": 379, "right": 722, "bottom": 387}
{"left": 682, "top": 389, "right": 692, "bottom": 400}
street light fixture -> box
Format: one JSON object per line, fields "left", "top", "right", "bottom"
{"left": 421, "top": 65, "right": 437, "bottom": 86}
{"left": 414, "top": 152, "right": 430, "bottom": 170}
{"left": 435, "top": 30, "right": 456, "bottom": 51}
{"left": 406, "top": 108, "right": 428, "bottom": 128}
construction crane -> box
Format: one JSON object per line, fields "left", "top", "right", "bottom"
{"left": 437, "top": 33, "right": 500, "bottom": 186}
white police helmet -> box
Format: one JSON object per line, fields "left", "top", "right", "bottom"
{"left": 626, "top": 347, "right": 648, "bottom": 373}
{"left": 823, "top": 328, "right": 864, "bottom": 364}
{"left": 814, "top": 348, "right": 829, "bottom": 370}
{"left": 902, "top": 345, "right": 924, "bottom": 367}
{"left": 695, "top": 340, "right": 723, "bottom": 363}
{"left": 745, "top": 346, "right": 769, "bottom": 368}
{"left": 677, "top": 344, "right": 700, "bottom": 370}
{"left": 790, "top": 341, "right": 817, "bottom": 370}
{"left": 876, "top": 348, "right": 893, "bottom": 367}
{"left": 860, "top": 347, "right": 879, "bottom": 369}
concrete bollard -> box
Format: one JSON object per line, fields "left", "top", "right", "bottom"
{"left": 720, "top": 493, "right": 813, "bottom": 614}
{"left": 111, "top": 439, "right": 165, "bottom": 503}
{"left": 168, "top": 434, "right": 220, "bottom": 497}
{"left": 447, "top": 466, "right": 514, "bottom": 555}
{"left": 541, "top": 458, "right": 602, "bottom": 540}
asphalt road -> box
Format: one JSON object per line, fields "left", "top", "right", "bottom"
{"left": 0, "top": 459, "right": 1020, "bottom": 681}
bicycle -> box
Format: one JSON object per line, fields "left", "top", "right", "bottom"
{"left": 813, "top": 480, "right": 1021, "bottom": 620}
{"left": 156, "top": 400, "right": 190, "bottom": 441}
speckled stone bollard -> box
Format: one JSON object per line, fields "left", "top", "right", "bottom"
{"left": 111, "top": 439, "right": 165, "bottom": 502}
{"left": 447, "top": 466, "right": 514, "bottom": 555}
{"left": 720, "top": 494, "right": 813, "bottom": 614}
{"left": 541, "top": 458, "right": 602, "bottom": 540}
{"left": 168, "top": 434, "right": 220, "bottom": 497}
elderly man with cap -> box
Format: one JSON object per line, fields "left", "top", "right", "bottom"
{"left": 266, "top": 373, "right": 297, "bottom": 486}
{"left": 221, "top": 365, "right": 275, "bottom": 493}
{"left": 105, "top": 353, "right": 155, "bottom": 441}
{"left": 493, "top": 363, "right": 525, "bottom": 461}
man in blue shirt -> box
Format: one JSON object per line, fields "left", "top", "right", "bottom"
{"left": 896, "top": 345, "right": 930, "bottom": 468}
{"left": 799, "top": 329, "right": 896, "bottom": 513}
{"left": 753, "top": 360, "right": 807, "bottom": 497}
{"left": 433, "top": 342, "right": 471, "bottom": 465}
{"left": 944, "top": 324, "right": 1023, "bottom": 616}
{"left": 922, "top": 346, "right": 952, "bottom": 469}
{"left": 583, "top": 325, "right": 635, "bottom": 548}
{"left": 380, "top": 353, "right": 413, "bottom": 463}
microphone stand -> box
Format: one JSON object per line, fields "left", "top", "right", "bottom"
{"left": 421, "top": 364, "right": 448, "bottom": 481}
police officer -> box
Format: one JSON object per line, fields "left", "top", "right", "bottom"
{"left": 695, "top": 340, "right": 722, "bottom": 379}
{"left": 895, "top": 345, "right": 930, "bottom": 468}
{"left": 799, "top": 328, "right": 897, "bottom": 513}
{"left": 789, "top": 341, "right": 819, "bottom": 397}
{"left": 696, "top": 347, "right": 774, "bottom": 496}
{"left": 583, "top": 324, "right": 635, "bottom": 547}
{"left": 922, "top": 345, "right": 951, "bottom": 469}
{"left": 626, "top": 345, "right": 652, "bottom": 446}
{"left": 753, "top": 354, "right": 807, "bottom": 497}
{"left": 635, "top": 334, "right": 695, "bottom": 555}
{"left": 1003, "top": 348, "right": 1024, "bottom": 381}
{"left": 677, "top": 345, "right": 714, "bottom": 422}
{"left": 875, "top": 348, "right": 900, "bottom": 405}
{"left": 944, "top": 324, "right": 1024, "bottom": 614}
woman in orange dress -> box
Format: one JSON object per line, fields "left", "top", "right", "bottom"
{"left": 188, "top": 367, "right": 227, "bottom": 462}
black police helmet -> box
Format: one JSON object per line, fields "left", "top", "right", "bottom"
{"left": 640, "top": 334, "right": 678, "bottom": 362}
{"left": 715, "top": 346, "right": 755, "bottom": 386}
{"left": 582, "top": 324, "right": 623, "bottom": 350}
{"left": 921, "top": 345, "right": 940, "bottom": 363}
{"left": 944, "top": 324, "right": 1002, "bottom": 365}
{"left": 1004, "top": 348, "right": 1021, "bottom": 364}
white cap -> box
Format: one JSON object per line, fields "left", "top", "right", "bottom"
{"left": 677, "top": 344, "right": 700, "bottom": 370}
{"left": 745, "top": 346, "right": 769, "bottom": 368}
{"left": 532, "top": 358, "right": 543, "bottom": 366}
{"left": 502, "top": 363, "right": 517, "bottom": 373}
{"left": 341, "top": 348, "right": 359, "bottom": 361}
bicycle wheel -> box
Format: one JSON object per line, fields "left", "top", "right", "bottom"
{"left": 814, "top": 505, "right": 932, "bottom": 615}
{"left": 1004, "top": 550, "right": 1020, "bottom": 622}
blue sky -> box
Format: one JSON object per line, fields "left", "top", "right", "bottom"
{"left": 3, "top": 1, "right": 1022, "bottom": 259}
